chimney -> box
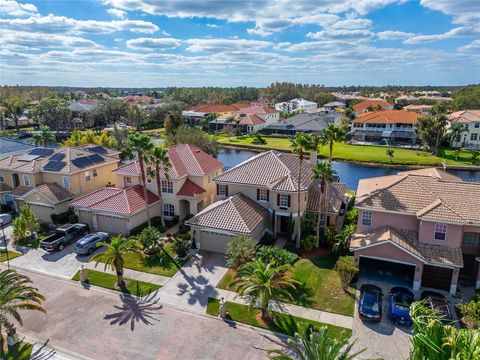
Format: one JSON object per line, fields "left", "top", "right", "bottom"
{"left": 310, "top": 149, "right": 317, "bottom": 166}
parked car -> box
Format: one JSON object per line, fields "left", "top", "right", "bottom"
{"left": 40, "top": 223, "right": 89, "bottom": 252}
{"left": 421, "top": 291, "right": 453, "bottom": 323}
{"left": 359, "top": 284, "right": 383, "bottom": 322}
{"left": 388, "top": 287, "right": 414, "bottom": 326}
{"left": 0, "top": 213, "right": 12, "bottom": 226}
{"left": 74, "top": 232, "right": 110, "bottom": 255}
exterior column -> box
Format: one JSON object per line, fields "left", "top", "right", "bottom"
{"left": 189, "top": 200, "right": 196, "bottom": 216}
{"left": 413, "top": 264, "right": 423, "bottom": 291}
{"left": 450, "top": 268, "right": 460, "bottom": 295}
{"left": 476, "top": 259, "right": 480, "bottom": 289}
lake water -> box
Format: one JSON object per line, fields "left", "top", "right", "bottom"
{"left": 217, "top": 148, "right": 480, "bottom": 190}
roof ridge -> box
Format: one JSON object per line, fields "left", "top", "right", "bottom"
{"left": 230, "top": 196, "right": 249, "bottom": 231}
{"left": 357, "top": 174, "right": 410, "bottom": 204}
{"left": 219, "top": 150, "right": 271, "bottom": 174}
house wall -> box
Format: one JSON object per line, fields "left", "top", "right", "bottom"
{"left": 357, "top": 210, "right": 419, "bottom": 233}
{"left": 418, "top": 220, "right": 463, "bottom": 247}
{"left": 461, "top": 225, "right": 480, "bottom": 256}
{"left": 59, "top": 162, "right": 118, "bottom": 195}
{"left": 451, "top": 122, "right": 480, "bottom": 148}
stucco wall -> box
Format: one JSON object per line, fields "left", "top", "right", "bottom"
{"left": 419, "top": 220, "right": 463, "bottom": 247}
{"left": 357, "top": 210, "right": 419, "bottom": 233}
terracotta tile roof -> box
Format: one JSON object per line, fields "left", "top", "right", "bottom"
{"left": 70, "top": 185, "right": 159, "bottom": 215}
{"left": 238, "top": 114, "right": 265, "bottom": 125}
{"left": 350, "top": 225, "right": 463, "bottom": 267}
{"left": 185, "top": 193, "right": 268, "bottom": 234}
{"left": 235, "top": 106, "right": 278, "bottom": 115}
{"left": 356, "top": 171, "right": 480, "bottom": 224}
{"left": 352, "top": 110, "right": 421, "bottom": 124}
{"left": 306, "top": 182, "right": 347, "bottom": 213}
{"left": 23, "top": 183, "right": 74, "bottom": 204}
{"left": 403, "top": 104, "right": 433, "bottom": 111}
{"left": 214, "top": 150, "right": 313, "bottom": 192}
{"left": 177, "top": 179, "right": 206, "bottom": 197}
{"left": 189, "top": 103, "right": 249, "bottom": 113}
{"left": 0, "top": 183, "right": 12, "bottom": 192}
{"left": 353, "top": 100, "right": 392, "bottom": 113}
{"left": 448, "top": 110, "right": 480, "bottom": 123}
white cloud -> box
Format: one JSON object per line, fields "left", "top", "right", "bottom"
{"left": 420, "top": 0, "right": 480, "bottom": 26}
{"left": 403, "top": 26, "right": 478, "bottom": 44}
{"left": 184, "top": 38, "right": 273, "bottom": 53}
{"left": 459, "top": 39, "right": 480, "bottom": 52}
{"left": 247, "top": 27, "right": 272, "bottom": 37}
{"left": 206, "top": 23, "right": 218, "bottom": 28}
{"left": 162, "top": 30, "right": 171, "bottom": 36}
{"left": 307, "top": 29, "right": 373, "bottom": 40}
{"left": 376, "top": 30, "right": 414, "bottom": 40}
{"left": 106, "top": 8, "right": 126, "bottom": 19}
{"left": 0, "top": 0, "right": 37, "bottom": 16}
{"left": 126, "top": 37, "right": 181, "bottom": 50}
{"left": 0, "top": 29, "right": 99, "bottom": 49}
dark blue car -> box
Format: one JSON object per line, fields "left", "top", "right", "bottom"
{"left": 388, "top": 287, "right": 414, "bottom": 326}
{"left": 359, "top": 284, "right": 383, "bottom": 322}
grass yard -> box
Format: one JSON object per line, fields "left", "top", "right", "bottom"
{"left": 206, "top": 298, "right": 351, "bottom": 339}
{"left": 216, "top": 269, "right": 236, "bottom": 291}
{"left": 72, "top": 268, "right": 161, "bottom": 296}
{"left": 219, "top": 136, "right": 477, "bottom": 166}
{"left": 0, "top": 250, "right": 23, "bottom": 262}
{"left": 5, "top": 342, "right": 33, "bottom": 360}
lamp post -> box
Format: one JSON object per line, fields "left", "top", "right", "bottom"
{"left": 0, "top": 218, "right": 9, "bottom": 269}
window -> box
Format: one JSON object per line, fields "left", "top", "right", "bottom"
{"left": 92, "top": 169, "right": 97, "bottom": 177}
{"left": 463, "top": 232, "right": 479, "bottom": 247}
{"left": 279, "top": 194, "right": 289, "bottom": 208}
{"left": 361, "top": 211, "right": 372, "bottom": 226}
{"left": 434, "top": 223, "right": 447, "bottom": 240}
{"left": 85, "top": 172, "right": 91, "bottom": 181}
{"left": 0, "top": 175, "right": 4, "bottom": 183}
{"left": 475, "top": 123, "right": 480, "bottom": 128}
{"left": 125, "top": 177, "right": 132, "bottom": 184}
{"left": 62, "top": 176, "right": 70, "bottom": 189}
{"left": 258, "top": 189, "right": 268, "bottom": 202}
{"left": 23, "top": 175, "right": 30, "bottom": 186}
{"left": 161, "top": 180, "right": 173, "bottom": 193}
{"left": 163, "top": 203, "right": 174, "bottom": 217}
{"left": 471, "top": 133, "right": 478, "bottom": 141}
{"left": 217, "top": 184, "right": 228, "bottom": 196}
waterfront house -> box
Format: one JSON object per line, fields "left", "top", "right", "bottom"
{"left": 211, "top": 106, "right": 280, "bottom": 133}
{"left": 448, "top": 110, "right": 480, "bottom": 149}
{"left": 350, "top": 168, "right": 480, "bottom": 295}
{"left": 274, "top": 98, "right": 318, "bottom": 113}
{"left": 353, "top": 100, "right": 393, "bottom": 114}
{"left": 181, "top": 103, "right": 250, "bottom": 128}
{"left": 262, "top": 112, "right": 332, "bottom": 135}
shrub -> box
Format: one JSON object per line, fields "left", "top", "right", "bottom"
{"left": 300, "top": 235, "right": 316, "bottom": 252}
{"left": 51, "top": 209, "right": 73, "bottom": 225}
{"left": 172, "top": 236, "right": 191, "bottom": 259}
{"left": 136, "top": 226, "right": 163, "bottom": 255}
{"left": 36, "top": 221, "right": 51, "bottom": 235}
{"left": 251, "top": 133, "right": 266, "bottom": 145}
{"left": 334, "top": 256, "right": 358, "bottom": 292}
{"left": 326, "top": 226, "right": 337, "bottom": 246}
{"left": 12, "top": 217, "right": 28, "bottom": 243}
{"left": 255, "top": 246, "right": 298, "bottom": 266}
{"left": 129, "top": 216, "right": 166, "bottom": 236}
{"left": 458, "top": 294, "right": 480, "bottom": 329}
{"left": 225, "top": 235, "right": 257, "bottom": 269}
{"left": 68, "top": 214, "right": 79, "bottom": 224}
{"left": 332, "top": 223, "right": 356, "bottom": 255}
{"left": 301, "top": 212, "right": 316, "bottom": 236}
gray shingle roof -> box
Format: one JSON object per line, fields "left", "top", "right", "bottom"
{"left": 264, "top": 113, "right": 331, "bottom": 133}
{"left": 0, "top": 137, "right": 35, "bottom": 159}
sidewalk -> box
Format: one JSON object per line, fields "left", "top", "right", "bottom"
{"left": 215, "top": 288, "right": 354, "bottom": 329}
{"left": 84, "top": 262, "right": 170, "bottom": 286}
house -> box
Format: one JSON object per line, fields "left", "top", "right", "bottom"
{"left": 211, "top": 106, "right": 280, "bottom": 133}
{"left": 262, "top": 112, "right": 332, "bottom": 135}
{"left": 0, "top": 137, "right": 35, "bottom": 160}
{"left": 274, "top": 98, "right": 318, "bottom": 113}
{"left": 353, "top": 100, "right": 393, "bottom": 114}
{"left": 448, "top": 110, "right": 480, "bottom": 149}
{"left": 0, "top": 145, "right": 120, "bottom": 219}
{"left": 350, "top": 168, "right": 480, "bottom": 295}
{"left": 250, "top": 98, "right": 273, "bottom": 107}
{"left": 71, "top": 144, "right": 223, "bottom": 234}
{"left": 68, "top": 100, "right": 98, "bottom": 113}
{"left": 403, "top": 104, "right": 432, "bottom": 115}
{"left": 181, "top": 103, "right": 250, "bottom": 128}
{"left": 186, "top": 150, "right": 347, "bottom": 253}
{"left": 322, "top": 101, "right": 346, "bottom": 112}
{"left": 349, "top": 110, "right": 421, "bottom": 145}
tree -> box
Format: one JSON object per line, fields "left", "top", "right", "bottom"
{"left": 223, "top": 124, "right": 235, "bottom": 138}
{"left": 30, "top": 97, "right": 72, "bottom": 130}
{"left": 164, "top": 112, "right": 182, "bottom": 133}
{"left": 127, "top": 105, "right": 146, "bottom": 130}
{"left": 321, "top": 123, "right": 347, "bottom": 162}
{"left": 233, "top": 260, "right": 298, "bottom": 320}
{"left": 126, "top": 133, "right": 154, "bottom": 226}
{"left": 386, "top": 147, "right": 395, "bottom": 163}
{"left": 225, "top": 235, "right": 257, "bottom": 269}
{"left": 268, "top": 325, "right": 364, "bottom": 360}
{"left": 167, "top": 126, "right": 219, "bottom": 157}
{"left": 416, "top": 111, "right": 448, "bottom": 155}
{"left": 470, "top": 150, "right": 480, "bottom": 165}
{"left": 93, "top": 99, "right": 128, "bottom": 147}
{"left": 91, "top": 235, "right": 142, "bottom": 288}
{"left": 290, "top": 132, "right": 313, "bottom": 247}
{"left": 312, "top": 161, "right": 336, "bottom": 247}
{"left": 334, "top": 256, "right": 358, "bottom": 292}
{"left": 19, "top": 205, "right": 36, "bottom": 239}
{"left": 314, "top": 92, "right": 336, "bottom": 106}
{"left": 333, "top": 223, "right": 356, "bottom": 255}
{"left": 447, "top": 123, "right": 468, "bottom": 147}
{"left": 251, "top": 133, "right": 266, "bottom": 145}
{"left": 136, "top": 227, "right": 163, "bottom": 255}
{"left": 2, "top": 96, "right": 28, "bottom": 130}
{"left": 11, "top": 217, "right": 28, "bottom": 243}
{"left": 30, "top": 125, "right": 56, "bottom": 147}
{"left": 147, "top": 145, "right": 171, "bottom": 227}
{"left": 0, "top": 270, "right": 45, "bottom": 356}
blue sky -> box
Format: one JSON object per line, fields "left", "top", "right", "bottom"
{"left": 1, "top": 0, "right": 479, "bottom": 87}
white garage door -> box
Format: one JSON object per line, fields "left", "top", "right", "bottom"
{"left": 96, "top": 214, "right": 128, "bottom": 235}
{"left": 198, "top": 230, "right": 235, "bottom": 254}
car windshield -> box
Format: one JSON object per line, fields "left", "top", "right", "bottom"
{"left": 363, "top": 292, "right": 380, "bottom": 312}
{"left": 393, "top": 294, "right": 412, "bottom": 311}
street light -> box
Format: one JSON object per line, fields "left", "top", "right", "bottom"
{"left": 0, "top": 218, "right": 10, "bottom": 270}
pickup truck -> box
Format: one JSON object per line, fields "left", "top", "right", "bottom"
{"left": 40, "top": 223, "right": 89, "bottom": 252}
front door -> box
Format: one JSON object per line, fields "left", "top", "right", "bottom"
{"left": 279, "top": 216, "right": 290, "bottom": 233}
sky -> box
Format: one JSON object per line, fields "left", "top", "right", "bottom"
{"left": 0, "top": 0, "right": 479, "bottom": 87}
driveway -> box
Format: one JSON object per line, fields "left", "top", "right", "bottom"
{"left": 156, "top": 251, "right": 229, "bottom": 313}
{"left": 18, "top": 270, "right": 286, "bottom": 360}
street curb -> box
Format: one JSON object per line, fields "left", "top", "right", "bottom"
{"left": 20, "top": 333, "right": 93, "bottom": 360}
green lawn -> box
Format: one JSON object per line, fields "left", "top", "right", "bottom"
{"left": 206, "top": 298, "right": 351, "bottom": 339}
{"left": 216, "top": 253, "right": 355, "bottom": 317}
{"left": 72, "top": 269, "right": 161, "bottom": 296}
{"left": 219, "top": 136, "right": 477, "bottom": 166}
{"left": 0, "top": 250, "right": 23, "bottom": 262}
{"left": 5, "top": 342, "right": 33, "bottom": 360}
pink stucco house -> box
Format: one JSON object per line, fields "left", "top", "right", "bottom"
{"left": 350, "top": 168, "right": 480, "bottom": 295}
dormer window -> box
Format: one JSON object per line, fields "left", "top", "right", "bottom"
{"left": 434, "top": 223, "right": 447, "bottom": 241}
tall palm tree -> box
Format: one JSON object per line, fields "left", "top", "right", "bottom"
{"left": 312, "top": 161, "right": 336, "bottom": 247}
{"left": 146, "top": 145, "right": 171, "bottom": 227}
{"left": 91, "top": 236, "right": 142, "bottom": 288}
{"left": 127, "top": 132, "right": 154, "bottom": 226}
{"left": 233, "top": 260, "right": 299, "bottom": 320}
{"left": 447, "top": 123, "right": 468, "bottom": 147}
{"left": 0, "top": 270, "right": 45, "bottom": 356}
{"left": 31, "top": 125, "right": 56, "bottom": 147}
{"left": 269, "top": 325, "right": 364, "bottom": 360}
{"left": 290, "top": 133, "right": 313, "bottom": 248}
{"left": 321, "top": 123, "right": 347, "bottom": 162}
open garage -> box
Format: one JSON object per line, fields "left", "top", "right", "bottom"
{"left": 421, "top": 265, "right": 453, "bottom": 291}
{"left": 359, "top": 257, "right": 416, "bottom": 288}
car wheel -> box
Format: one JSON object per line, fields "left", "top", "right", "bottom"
{"left": 58, "top": 244, "right": 64, "bottom": 251}
{"left": 87, "top": 248, "right": 94, "bottom": 255}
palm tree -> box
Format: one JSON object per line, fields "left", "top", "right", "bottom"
{"left": 31, "top": 125, "right": 55, "bottom": 147}
{"left": 0, "top": 270, "right": 45, "bottom": 356}
{"left": 290, "top": 133, "right": 313, "bottom": 247}
{"left": 146, "top": 145, "right": 171, "bottom": 228}
{"left": 312, "top": 161, "right": 336, "bottom": 247}
{"left": 233, "top": 260, "right": 298, "bottom": 320}
{"left": 91, "top": 236, "right": 142, "bottom": 288}
{"left": 127, "top": 132, "right": 154, "bottom": 226}
{"left": 447, "top": 123, "right": 468, "bottom": 147}
{"left": 386, "top": 147, "right": 395, "bottom": 163}
{"left": 269, "top": 325, "right": 364, "bottom": 360}
{"left": 321, "top": 123, "right": 347, "bottom": 162}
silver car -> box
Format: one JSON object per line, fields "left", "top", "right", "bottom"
{"left": 74, "top": 232, "right": 110, "bottom": 255}
{"left": 0, "top": 213, "right": 12, "bottom": 226}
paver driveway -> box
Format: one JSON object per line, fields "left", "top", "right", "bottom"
{"left": 18, "top": 270, "right": 286, "bottom": 360}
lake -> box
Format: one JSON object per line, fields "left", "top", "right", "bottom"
{"left": 217, "top": 148, "right": 480, "bottom": 190}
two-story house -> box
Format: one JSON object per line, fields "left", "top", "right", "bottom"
{"left": 181, "top": 103, "right": 250, "bottom": 128}
{"left": 350, "top": 110, "right": 421, "bottom": 145}
{"left": 274, "top": 98, "right": 318, "bottom": 113}
{"left": 211, "top": 106, "right": 280, "bottom": 133}
{"left": 0, "top": 145, "right": 120, "bottom": 221}
{"left": 353, "top": 99, "right": 393, "bottom": 114}
{"left": 70, "top": 144, "right": 223, "bottom": 234}
{"left": 449, "top": 110, "right": 480, "bottom": 149}
{"left": 350, "top": 168, "right": 480, "bottom": 295}
{"left": 186, "top": 150, "right": 347, "bottom": 253}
